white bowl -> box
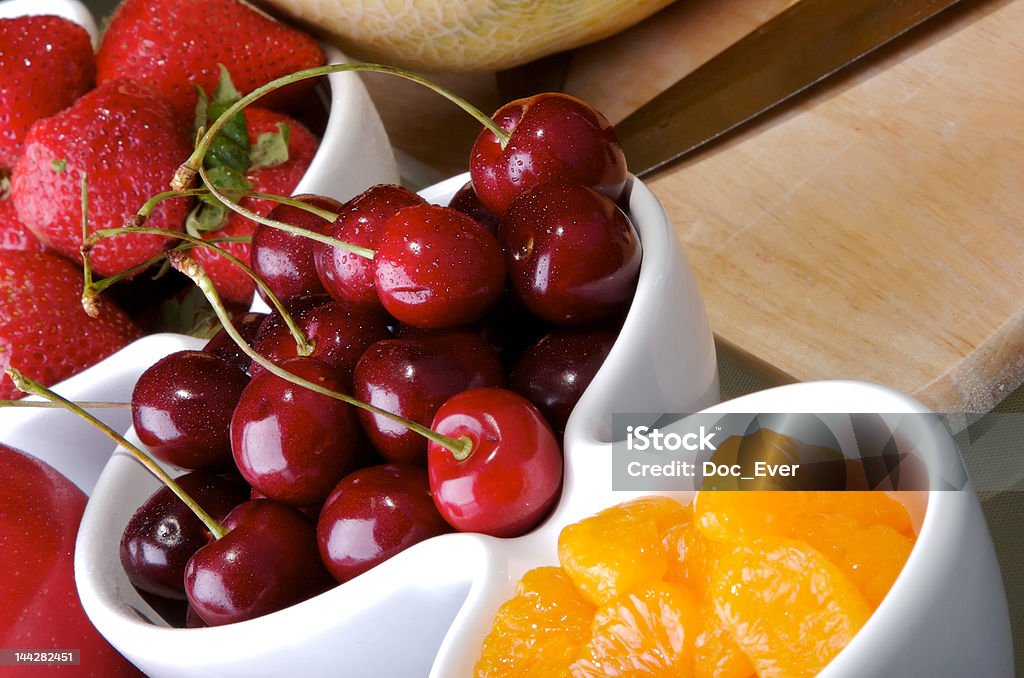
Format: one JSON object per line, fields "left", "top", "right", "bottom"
{"left": 0, "top": 0, "right": 98, "bottom": 40}
{"left": 431, "top": 381, "right": 1015, "bottom": 677}
{"left": 72, "top": 174, "right": 721, "bottom": 677}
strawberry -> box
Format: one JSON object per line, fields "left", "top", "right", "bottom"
{"left": 192, "top": 106, "right": 319, "bottom": 305}
{"left": 0, "top": 15, "right": 95, "bottom": 169}
{"left": 11, "top": 79, "right": 194, "bottom": 278}
{"left": 0, "top": 251, "right": 141, "bottom": 400}
{"left": 96, "top": 0, "right": 325, "bottom": 121}
{"left": 0, "top": 176, "right": 43, "bottom": 252}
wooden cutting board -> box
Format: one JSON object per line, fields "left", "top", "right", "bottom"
{"left": 560, "top": 0, "right": 1024, "bottom": 420}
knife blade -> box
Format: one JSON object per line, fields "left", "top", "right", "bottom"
{"left": 614, "top": 0, "right": 964, "bottom": 176}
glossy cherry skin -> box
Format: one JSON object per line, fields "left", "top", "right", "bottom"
{"left": 203, "top": 311, "right": 267, "bottom": 375}
{"left": 252, "top": 194, "right": 342, "bottom": 302}
{"left": 510, "top": 328, "right": 618, "bottom": 434}
{"left": 375, "top": 204, "right": 506, "bottom": 329}
{"left": 250, "top": 299, "right": 390, "bottom": 384}
{"left": 448, "top": 181, "right": 499, "bottom": 236}
{"left": 428, "top": 387, "right": 563, "bottom": 537}
{"left": 501, "top": 182, "right": 641, "bottom": 325}
{"left": 120, "top": 472, "right": 249, "bottom": 600}
{"left": 317, "top": 464, "right": 450, "bottom": 583}
{"left": 314, "top": 183, "right": 426, "bottom": 308}
{"left": 132, "top": 350, "right": 249, "bottom": 470}
{"left": 231, "top": 357, "right": 360, "bottom": 506}
{"left": 470, "top": 92, "right": 627, "bottom": 217}
{"left": 0, "top": 445, "right": 139, "bottom": 671}
{"left": 185, "top": 499, "right": 332, "bottom": 626}
{"left": 353, "top": 331, "right": 504, "bottom": 465}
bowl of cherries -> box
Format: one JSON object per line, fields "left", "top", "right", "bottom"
{"left": 48, "top": 78, "right": 720, "bottom": 677}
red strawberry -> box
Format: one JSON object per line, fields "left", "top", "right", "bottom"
{"left": 193, "top": 107, "right": 319, "bottom": 305}
{"left": 0, "top": 15, "right": 95, "bottom": 169}
{"left": 96, "top": 0, "right": 325, "bottom": 121}
{"left": 0, "top": 251, "right": 142, "bottom": 400}
{"left": 11, "top": 79, "right": 194, "bottom": 278}
{"left": 0, "top": 181, "right": 44, "bottom": 252}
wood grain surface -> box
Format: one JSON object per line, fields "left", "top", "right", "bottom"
{"left": 562, "top": 0, "right": 1024, "bottom": 419}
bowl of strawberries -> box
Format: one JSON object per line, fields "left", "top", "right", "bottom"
{"left": 0, "top": 0, "right": 397, "bottom": 406}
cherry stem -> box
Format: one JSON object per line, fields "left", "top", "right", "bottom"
{"left": 81, "top": 228, "right": 314, "bottom": 357}
{"left": 84, "top": 237, "right": 250, "bottom": 301}
{"left": 3, "top": 367, "right": 226, "bottom": 540}
{"left": 0, "top": 399, "right": 129, "bottom": 409}
{"left": 197, "top": 163, "right": 375, "bottom": 260}
{"left": 80, "top": 173, "right": 94, "bottom": 300}
{"left": 135, "top": 188, "right": 339, "bottom": 224}
{"left": 173, "top": 62, "right": 509, "bottom": 194}
{"left": 169, "top": 251, "right": 473, "bottom": 459}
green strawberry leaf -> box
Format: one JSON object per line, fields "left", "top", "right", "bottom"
{"left": 194, "top": 65, "right": 250, "bottom": 174}
{"left": 158, "top": 286, "right": 222, "bottom": 339}
{"left": 250, "top": 122, "right": 292, "bottom": 170}
{"left": 185, "top": 167, "right": 253, "bottom": 237}
{"left": 51, "top": 159, "right": 67, "bottom": 173}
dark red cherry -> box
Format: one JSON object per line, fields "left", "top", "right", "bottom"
{"left": 185, "top": 499, "right": 332, "bottom": 626}
{"left": 250, "top": 299, "right": 390, "bottom": 384}
{"left": 447, "top": 181, "right": 499, "bottom": 236}
{"left": 316, "top": 464, "right": 450, "bottom": 583}
{"left": 203, "top": 311, "right": 267, "bottom": 375}
{"left": 132, "top": 350, "right": 249, "bottom": 470}
{"left": 501, "top": 182, "right": 641, "bottom": 325}
{"left": 477, "top": 287, "right": 553, "bottom": 366}
{"left": 510, "top": 329, "right": 617, "bottom": 434}
{"left": 120, "top": 472, "right": 249, "bottom": 600}
{"left": 469, "top": 93, "right": 627, "bottom": 217}
{"left": 314, "top": 184, "right": 426, "bottom": 309}
{"left": 353, "top": 331, "right": 504, "bottom": 465}
{"left": 375, "top": 204, "right": 505, "bottom": 329}
{"left": 231, "top": 357, "right": 360, "bottom": 506}
{"left": 252, "top": 194, "right": 342, "bottom": 302}
{"left": 428, "top": 387, "right": 562, "bottom": 537}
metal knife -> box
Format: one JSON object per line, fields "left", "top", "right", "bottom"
{"left": 614, "top": 0, "right": 966, "bottom": 176}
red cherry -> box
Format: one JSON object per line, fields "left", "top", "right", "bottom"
{"left": 120, "top": 472, "right": 249, "bottom": 600}
{"left": 353, "top": 331, "right": 504, "bottom": 465}
{"left": 510, "top": 328, "right": 618, "bottom": 433}
{"left": 250, "top": 299, "right": 390, "bottom": 384}
{"left": 447, "top": 181, "right": 499, "bottom": 236}
{"left": 316, "top": 464, "right": 450, "bottom": 583}
{"left": 184, "top": 499, "right": 332, "bottom": 626}
{"left": 469, "top": 92, "right": 627, "bottom": 217}
{"left": 252, "top": 194, "right": 343, "bottom": 302}
{"left": 375, "top": 204, "right": 505, "bottom": 329}
{"left": 231, "top": 357, "right": 360, "bottom": 506}
{"left": 314, "top": 183, "right": 426, "bottom": 309}
{"left": 427, "top": 387, "right": 562, "bottom": 537}
{"left": 131, "top": 350, "right": 249, "bottom": 470}
{"left": 203, "top": 311, "right": 268, "bottom": 375}
{"left": 501, "top": 182, "right": 641, "bottom": 325}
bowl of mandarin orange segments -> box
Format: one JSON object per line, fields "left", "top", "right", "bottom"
{"left": 0, "top": 0, "right": 1014, "bottom": 676}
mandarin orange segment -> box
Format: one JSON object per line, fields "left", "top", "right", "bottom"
{"left": 694, "top": 491, "right": 808, "bottom": 543}
{"left": 558, "top": 496, "right": 687, "bottom": 606}
{"left": 475, "top": 566, "right": 595, "bottom": 678}
{"left": 694, "top": 600, "right": 756, "bottom": 678}
{"left": 710, "top": 537, "right": 872, "bottom": 678}
{"left": 570, "top": 582, "right": 701, "bottom": 678}
{"left": 663, "top": 518, "right": 726, "bottom": 598}
{"left": 803, "top": 491, "right": 915, "bottom": 535}
{"left": 790, "top": 512, "right": 914, "bottom": 608}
